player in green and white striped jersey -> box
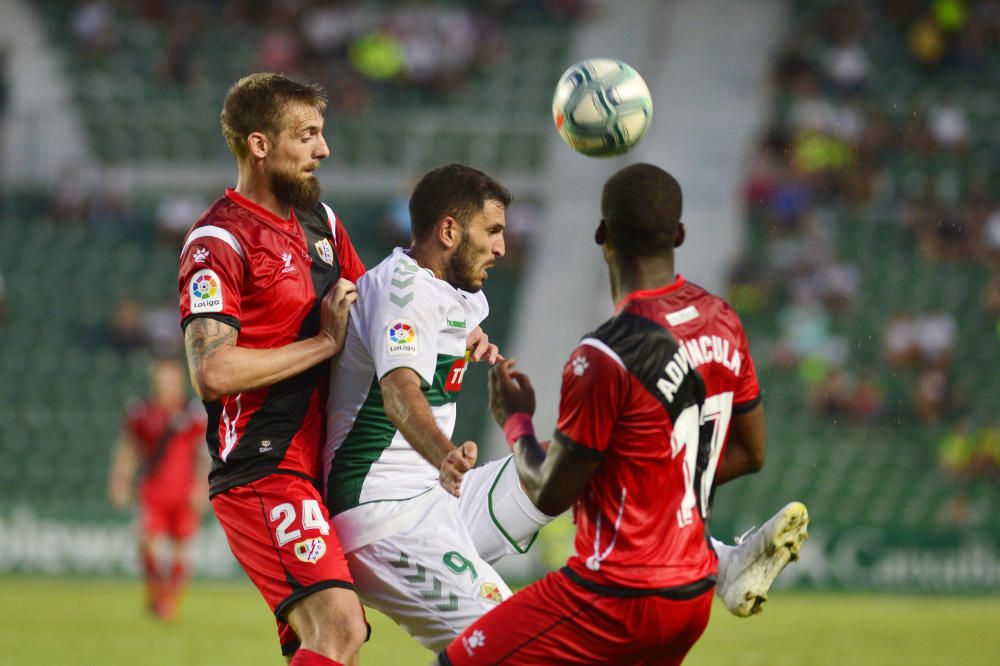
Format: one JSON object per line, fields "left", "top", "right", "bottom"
{"left": 322, "top": 165, "right": 552, "bottom": 650}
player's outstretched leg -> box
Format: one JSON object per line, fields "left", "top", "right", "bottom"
{"left": 713, "top": 501, "right": 809, "bottom": 617}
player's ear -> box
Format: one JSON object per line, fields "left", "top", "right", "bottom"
{"left": 439, "top": 216, "right": 460, "bottom": 249}
{"left": 247, "top": 131, "right": 269, "bottom": 159}
{"left": 675, "top": 222, "right": 686, "bottom": 249}
{"left": 595, "top": 219, "right": 607, "bottom": 246}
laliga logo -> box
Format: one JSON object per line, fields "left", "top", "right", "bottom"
{"left": 389, "top": 322, "right": 415, "bottom": 344}
{"left": 192, "top": 274, "right": 218, "bottom": 300}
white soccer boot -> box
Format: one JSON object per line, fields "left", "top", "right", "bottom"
{"left": 713, "top": 501, "right": 809, "bottom": 617}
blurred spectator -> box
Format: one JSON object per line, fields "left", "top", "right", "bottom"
{"left": 808, "top": 367, "right": 886, "bottom": 424}
{"left": 913, "top": 367, "right": 956, "bottom": 423}
{"left": 884, "top": 311, "right": 920, "bottom": 367}
{"left": 157, "top": 11, "right": 201, "bottom": 87}
{"left": 726, "top": 255, "right": 771, "bottom": 316}
{"left": 927, "top": 100, "right": 970, "bottom": 152}
{"left": 257, "top": 28, "right": 305, "bottom": 80}
{"left": 939, "top": 419, "right": 1000, "bottom": 479}
{"left": 916, "top": 308, "right": 957, "bottom": 368}
{"left": 773, "top": 290, "right": 847, "bottom": 371}
{"left": 109, "top": 296, "right": 151, "bottom": 354}
{"left": 72, "top": 0, "right": 117, "bottom": 56}
{"left": 817, "top": 259, "right": 860, "bottom": 312}
{"left": 824, "top": 37, "right": 869, "bottom": 93}
{"left": 909, "top": 13, "right": 947, "bottom": 68}
{"left": 851, "top": 378, "right": 886, "bottom": 423}
{"left": 809, "top": 367, "right": 856, "bottom": 419}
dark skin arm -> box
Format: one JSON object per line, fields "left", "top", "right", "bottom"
{"left": 380, "top": 367, "right": 477, "bottom": 497}
{"left": 713, "top": 402, "right": 766, "bottom": 486}
{"left": 489, "top": 360, "right": 601, "bottom": 516}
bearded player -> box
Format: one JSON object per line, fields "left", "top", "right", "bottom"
{"left": 322, "top": 164, "right": 551, "bottom": 651}
{"left": 441, "top": 163, "right": 808, "bottom": 665}
{"left": 178, "top": 73, "right": 367, "bottom": 665}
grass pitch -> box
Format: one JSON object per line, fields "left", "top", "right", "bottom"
{"left": 2, "top": 577, "right": 998, "bottom": 665}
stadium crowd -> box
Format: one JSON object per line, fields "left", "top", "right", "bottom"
{"left": 68, "top": 0, "right": 590, "bottom": 111}
{"left": 729, "top": 0, "right": 1000, "bottom": 429}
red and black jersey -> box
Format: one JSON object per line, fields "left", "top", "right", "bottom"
{"left": 123, "top": 398, "right": 206, "bottom": 505}
{"left": 556, "top": 275, "right": 760, "bottom": 591}
{"left": 178, "top": 189, "right": 365, "bottom": 496}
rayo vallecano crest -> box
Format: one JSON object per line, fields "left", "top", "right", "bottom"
{"left": 314, "top": 238, "right": 334, "bottom": 265}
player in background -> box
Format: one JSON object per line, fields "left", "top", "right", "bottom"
{"left": 108, "top": 356, "right": 208, "bottom": 621}
{"left": 323, "top": 164, "right": 554, "bottom": 651}
{"left": 441, "top": 163, "right": 808, "bottom": 665}
{"left": 178, "top": 73, "right": 366, "bottom": 666}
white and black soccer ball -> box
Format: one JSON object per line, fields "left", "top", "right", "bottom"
{"left": 552, "top": 58, "right": 653, "bottom": 157}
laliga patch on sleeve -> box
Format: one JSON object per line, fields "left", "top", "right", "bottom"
{"left": 386, "top": 319, "right": 418, "bottom": 356}
{"left": 189, "top": 269, "right": 224, "bottom": 313}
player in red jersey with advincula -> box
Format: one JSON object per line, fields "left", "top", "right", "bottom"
{"left": 108, "top": 356, "right": 208, "bottom": 621}
{"left": 441, "top": 164, "right": 807, "bottom": 665}
{"left": 178, "top": 73, "right": 367, "bottom": 666}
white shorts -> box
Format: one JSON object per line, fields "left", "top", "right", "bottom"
{"left": 349, "top": 486, "right": 512, "bottom": 651}
{"left": 347, "top": 455, "right": 554, "bottom": 650}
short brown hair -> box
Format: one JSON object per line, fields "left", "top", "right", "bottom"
{"left": 409, "top": 164, "right": 512, "bottom": 243}
{"left": 220, "top": 73, "right": 328, "bottom": 160}
{"left": 601, "top": 163, "right": 682, "bottom": 258}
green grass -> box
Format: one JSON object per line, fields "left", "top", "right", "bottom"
{"left": 3, "top": 577, "right": 999, "bottom": 665}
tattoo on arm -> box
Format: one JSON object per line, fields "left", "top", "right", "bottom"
{"left": 184, "top": 318, "right": 238, "bottom": 369}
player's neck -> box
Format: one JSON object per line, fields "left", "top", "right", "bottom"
{"left": 612, "top": 255, "right": 676, "bottom": 302}
{"left": 407, "top": 244, "right": 446, "bottom": 282}
{"left": 234, "top": 174, "right": 292, "bottom": 221}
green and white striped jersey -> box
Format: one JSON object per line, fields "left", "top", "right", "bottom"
{"left": 323, "top": 247, "right": 488, "bottom": 552}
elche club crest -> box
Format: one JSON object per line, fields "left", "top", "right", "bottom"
{"left": 478, "top": 582, "right": 502, "bottom": 604}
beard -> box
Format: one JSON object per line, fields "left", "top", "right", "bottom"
{"left": 445, "top": 231, "right": 482, "bottom": 293}
{"left": 270, "top": 166, "right": 321, "bottom": 210}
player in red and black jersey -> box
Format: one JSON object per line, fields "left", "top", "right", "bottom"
{"left": 442, "top": 164, "right": 806, "bottom": 665}
{"left": 178, "top": 73, "right": 366, "bottom": 666}
{"left": 108, "top": 356, "right": 208, "bottom": 621}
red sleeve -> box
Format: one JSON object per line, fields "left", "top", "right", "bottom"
{"left": 554, "top": 343, "right": 628, "bottom": 454}
{"left": 733, "top": 319, "right": 761, "bottom": 410}
{"left": 334, "top": 216, "right": 366, "bottom": 283}
{"left": 178, "top": 228, "right": 245, "bottom": 330}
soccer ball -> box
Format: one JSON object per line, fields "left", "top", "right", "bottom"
{"left": 552, "top": 58, "right": 653, "bottom": 157}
